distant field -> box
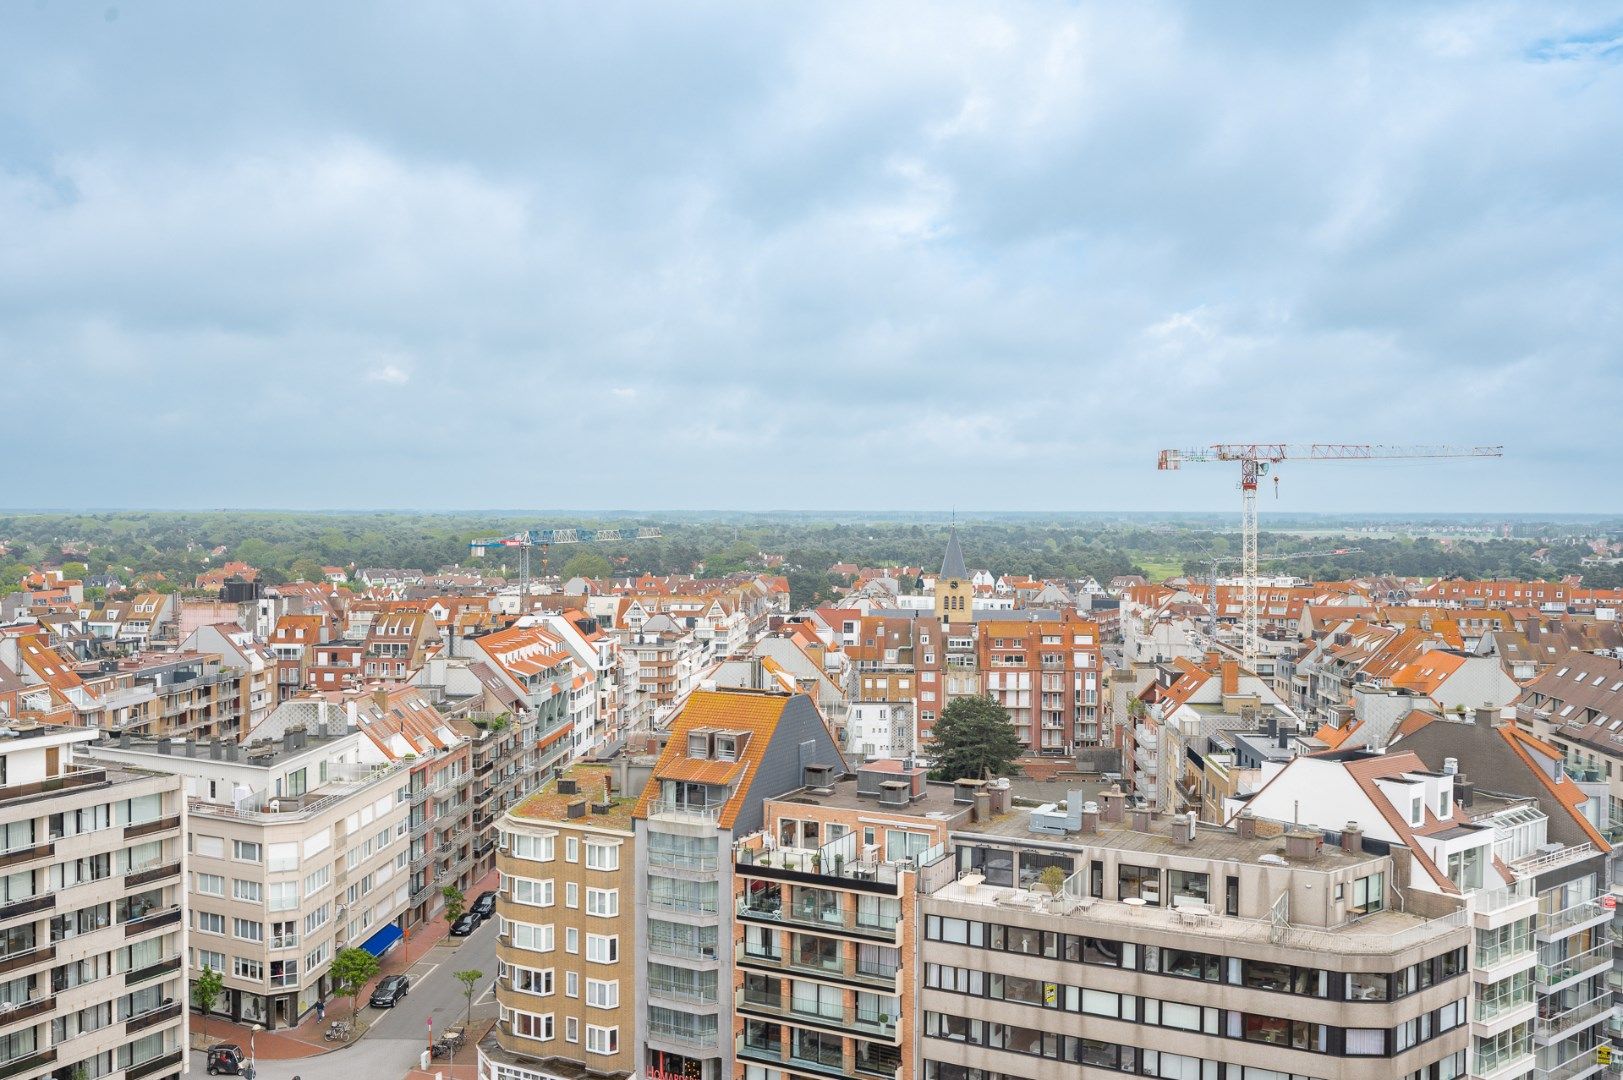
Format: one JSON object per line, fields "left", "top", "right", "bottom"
{"left": 1132, "top": 558, "right": 1184, "bottom": 581}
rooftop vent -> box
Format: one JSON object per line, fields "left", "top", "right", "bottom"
{"left": 557, "top": 778, "right": 577, "bottom": 795}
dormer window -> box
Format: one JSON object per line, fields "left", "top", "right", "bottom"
{"left": 687, "top": 732, "right": 710, "bottom": 760}
{"left": 714, "top": 736, "right": 737, "bottom": 762}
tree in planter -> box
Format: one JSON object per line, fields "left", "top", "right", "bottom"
{"left": 454, "top": 968, "right": 484, "bottom": 1036}
{"left": 191, "top": 965, "right": 224, "bottom": 1046}
{"left": 329, "top": 947, "right": 382, "bottom": 1034}
{"left": 442, "top": 885, "right": 467, "bottom": 927}
{"left": 927, "top": 696, "right": 1023, "bottom": 783}
{"left": 1037, "top": 865, "right": 1070, "bottom": 898}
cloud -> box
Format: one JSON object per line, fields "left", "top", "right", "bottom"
{"left": 0, "top": 1, "right": 1619, "bottom": 511}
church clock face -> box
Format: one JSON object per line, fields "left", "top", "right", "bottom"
{"left": 950, "top": 582, "right": 959, "bottom": 590}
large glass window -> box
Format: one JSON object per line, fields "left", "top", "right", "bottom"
{"left": 1117, "top": 864, "right": 1161, "bottom": 905}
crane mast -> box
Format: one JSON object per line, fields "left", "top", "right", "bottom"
{"left": 1158, "top": 443, "right": 1502, "bottom": 668}
{"left": 467, "top": 526, "right": 663, "bottom": 608}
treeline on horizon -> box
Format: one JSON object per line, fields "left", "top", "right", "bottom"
{"left": 0, "top": 511, "right": 1619, "bottom": 608}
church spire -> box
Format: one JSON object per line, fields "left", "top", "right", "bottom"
{"left": 940, "top": 526, "right": 968, "bottom": 581}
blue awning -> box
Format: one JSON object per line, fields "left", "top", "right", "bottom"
{"left": 359, "top": 922, "right": 403, "bottom": 958}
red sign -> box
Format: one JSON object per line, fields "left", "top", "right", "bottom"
{"left": 1603, "top": 895, "right": 1616, "bottom": 910}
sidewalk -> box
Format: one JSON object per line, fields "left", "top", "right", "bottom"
{"left": 193, "top": 867, "right": 499, "bottom": 1062}
{"left": 402, "top": 1017, "right": 496, "bottom": 1080}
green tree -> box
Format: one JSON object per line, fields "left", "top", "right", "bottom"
{"left": 289, "top": 557, "right": 325, "bottom": 583}
{"left": 441, "top": 885, "right": 466, "bottom": 925}
{"left": 454, "top": 968, "right": 484, "bottom": 1036}
{"left": 192, "top": 964, "right": 224, "bottom": 1046}
{"left": 927, "top": 696, "right": 1023, "bottom": 782}
{"left": 329, "top": 947, "right": 381, "bottom": 1033}
{"left": 560, "top": 551, "right": 612, "bottom": 580}
{"left": 60, "top": 561, "right": 88, "bottom": 579}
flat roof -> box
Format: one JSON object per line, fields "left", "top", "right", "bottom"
{"left": 511, "top": 764, "right": 637, "bottom": 831}
{"left": 960, "top": 805, "right": 1384, "bottom": 871}
{"left": 768, "top": 776, "right": 968, "bottom": 822}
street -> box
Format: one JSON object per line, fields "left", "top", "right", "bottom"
{"left": 192, "top": 915, "right": 501, "bottom": 1080}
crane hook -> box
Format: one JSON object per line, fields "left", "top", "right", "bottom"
{"left": 1273, "top": 474, "right": 1280, "bottom": 500}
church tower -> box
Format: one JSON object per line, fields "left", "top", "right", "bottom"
{"left": 933, "top": 527, "right": 971, "bottom": 624}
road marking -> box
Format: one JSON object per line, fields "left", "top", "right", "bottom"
{"left": 412, "top": 962, "right": 440, "bottom": 983}
{"left": 476, "top": 982, "right": 497, "bottom": 1005}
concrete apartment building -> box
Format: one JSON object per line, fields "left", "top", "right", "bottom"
{"left": 85, "top": 722, "right": 411, "bottom": 1030}
{"left": 0, "top": 725, "right": 188, "bottom": 1080}
{"left": 481, "top": 762, "right": 639, "bottom": 1080}
{"left": 733, "top": 761, "right": 961, "bottom": 1080}
{"left": 926, "top": 789, "right": 1472, "bottom": 1080}
{"left": 975, "top": 612, "right": 1102, "bottom": 752}
{"left": 632, "top": 688, "right": 846, "bottom": 1080}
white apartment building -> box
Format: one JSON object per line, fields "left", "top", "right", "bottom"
{"left": 0, "top": 725, "right": 188, "bottom": 1080}
{"left": 85, "top": 722, "right": 412, "bottom": 1031}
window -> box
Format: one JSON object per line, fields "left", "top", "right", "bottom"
{"left": 511, "top": 878, "right": 554, "bottom": 907}
{"left": 509, "top": 966, "right": 553, "bottom": 995}
{"left": 566, "top": 928, "right": 579, "bottom": 954}
{"left": 508, "top": 1009, "right": 554, "bottom": 1041}
{"left": 565, "top": 883, "right": 578, "bottom": 908}
{"left": 1117, "top": 863, "right": 1161, "bottom": 905}
{"left": 197, "top": 949, "right": 226, "bottom": 972}
{"left": 267, "top": 882, "right": 298, "bottom": 911}
{"left": 233, "top": 840, "right": 261, "bottom": 863}
{"left": 1350, "top": 872, "right": 1385, "bottom": 915}
{"left": 585, "top": 841, "right": 619, "bottom": 870}
{"left": 566, "top": 837, "right": 579, "bottom": 863}
{"left": 509, "top": 833, "right": 555, "bottom": 861}
{"left": 507, "top": 921, "right": 553, "bottom": 952}
{"left": 232, "top": 879, "right": 261, "bottom": 902}
{"left": 586, "top": 934, "right": 618, "bottom": 964}
{"left": 196, "top": 912, "right": 224, "bottom": 935}
{"left": 304, "top": 866, "right": 331, "bottom": 896}
{"left": 233, "top": 919, "right": 263, "bottom": 942}
{"left": 586, "top": 1025, "right": 619, "bottom": 1055}
{"left": 566, "top": 1016, "right": 579, "bottom": 1043}
{"left": 233, "top": 957, "right": 262, "bottom": 980}
{"left": 586, "top": 978, "right": 618, "bottom": 1008}
{"left": 586, "top": 888, "right": 618, "bottom": 917}
{"left": 196, "top": 874, "right": 224, "bottom": 897}
{"left": 1167, "top": 870, "right": 1209, "bottom": 906}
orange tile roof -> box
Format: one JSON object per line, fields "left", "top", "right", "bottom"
{"left": 1390, "top": 650, "right": 1468, "bottom": 695}
{"left": 1499, "top": 726, "right": 1611, "bottom": 852}
{"left": 632, "top": 689, "right": 793, "bottom": 829}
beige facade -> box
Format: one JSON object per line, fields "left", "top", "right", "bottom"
{"left": 0, "top": 726, "right": 188, "bottom": 1080}
{"left": 86, "top": 723, "right": 411, "bottom": 1030}
{"left": 482, "top": 764, "right": 637, "bottom": 1080}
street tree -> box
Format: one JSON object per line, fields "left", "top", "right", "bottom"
{"left": 441, "top": 885, "right": 466, "bottom": 926}
{"left": 192, "top": 964, "right": 224, "bottom": 1045}
{"left": 455, "top": 968, "right": 484, "bottom": 1036}
{"left": 927, "top": 695, "right": 1023, "bottom": 782}
{"left": 329, "top": 947, "right": 381, "bottom": 1033}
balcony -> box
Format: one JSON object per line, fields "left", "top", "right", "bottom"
{"left": 0, "top": 895, "right": 53, "bottom": 922}
{"left": 125, "top": 955, "right": 182, "bottom": 987}
{"left": 0, "top": 767, "right": 108, "bottom": 809}
{"left": 1543, "top": 1045, "right": 1609, "bottom": 1080}
{"left": 124, "top": 907, "right": 182, "bottom": 938}
{"left": 1472, "top": 1040, "right": 1533, "bottom": 1080}
{"left": 736, "top": 896, "right": 899, "bottom": 942}
{"left": 126, "top": 862, "right": 182, "bottom": 890}
{"left": 125, "top": 1000, "right": 182, "bottom": 1034}
{"left": 1541, "top": 899, "right": 1612, "bottom": 940}
{"left": 736, "top": 988, "right": 899, "bottom": 1042}
{"left": 647, "top": 798, "right": 723, "bottom": 825}
{"left": 1535, "top": 994, "right": 1612, "bottom": 1043}
{"left": 124, "top": 815, "right": 181, "bottom": 841}
{"left": 646, "top": 1018, "right": 718, "bottom": 1049}
{"left": 125, "top": 1049, "right": 184, "bottom": 1080}
{"left": 735, "top": 941, "right": 899, "bottom": 990}
{"left": 1536, "top": 942, "right": 1612, "bottom": 991}
{"left": 0, "top": 845, "right": 52, "bottom": 873}
{"left": 0, "top": 995, "right": 53, "bottom": 1029}
{"left": 647, "top": 978, "right": 720, "bottom": 1006}
{"left": 0, "top": 1048, "right": 53, "bottom": 1080}
{"left": 0, "top": 947, "right": 51, "bottom": 982}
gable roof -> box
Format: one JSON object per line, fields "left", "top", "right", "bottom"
{"left": 632, "top": 689, "right": 795, "bottom": 829}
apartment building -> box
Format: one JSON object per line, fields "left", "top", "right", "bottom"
{"left": 975, "top": 612, "right": 1102, "bottom": 752}
{"left": 632, "top": 688, "right": 846, "bottom": 1080}
{"left": 481, "top": 763, "right": 639, "bottom": 1080}
{"left": 85, "top": 722, "right": 411, "bottom": 1030}
{"left": 620, "top": 616, "right": 700, "bottom": 731}
{"left": 468, "top": 710, "right": 542, "bottom": 880}
{"left": 0, "top": 725, "right": 188, "bottom": 1080}
{"left": 733, "top": 761, "right": 962, "bottom": 1080}
{"left": 466, "top": 625, "right": 577, "bottom": 778}
{"left": 927, "top": 789, "right": 1472, "bottom": 1080}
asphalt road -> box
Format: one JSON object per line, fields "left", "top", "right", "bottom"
{"left": 192, "top": 915, "right": 501, "bottom": 1080}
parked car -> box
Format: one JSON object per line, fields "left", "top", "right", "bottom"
{"left": 471, "top": 890, "right": 498, "bottom": 917}
{"left": 449, "top": 912, "right": 482, "bottom": 936}
{"left": 369, "top": 974, "right": 410, "bottom": 1008}
{"left": 205, "top": 1045, "right": 244, "bottom": 1075}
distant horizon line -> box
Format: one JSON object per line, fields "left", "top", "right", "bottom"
{"left": 0, "top": 507, "right": 1619, "bottom": 520}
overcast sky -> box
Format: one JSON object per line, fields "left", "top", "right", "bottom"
{"left": 2, "top": 3, "right": 1618, "bottom": 513}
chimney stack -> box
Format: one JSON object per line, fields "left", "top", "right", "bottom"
{"left": 1457, "top": 776, "right": 1474, "bottom": 808}
{"left": 1080, "top": 803, "right": 1100, "bottom": 835}
{"left": 1129, "top": 808, "right": 1151, "bottom": 832}
{"left": 566, "top": 799, "right": 587, "bottom": 819}
{"left": 1235, "top": 811, "right": 1257, "bottom": 840}
{"left": 973, "top": 789, "right": 990, "bottom": 824}
{"left": 1475, "top": 706, "right": 1497, "bottom": 727}
{"left": 1177, "top": 810, "right": 1198, "bottom": 846}
{"left": 1284, "top": 828, "right": 1322, "bottom": 861}
{"left": 1100, "top": 786, "right": 1127, "bottom": 824}
{"left": 1341, "top": 821, "right": 1363, "bottom": 854}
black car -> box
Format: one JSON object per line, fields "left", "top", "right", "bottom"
{"left": 449, "top": 912, "right": 481, "bottom": 936}
{"left": 369, "top": 974, "right": 410, "bottom": 1008}
{"left": 471, "top": 890, "right": 498, "bottom": 917}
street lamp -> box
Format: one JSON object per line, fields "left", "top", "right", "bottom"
{"left": 247, "top": 1023, "right": 262, "bottom": 1080}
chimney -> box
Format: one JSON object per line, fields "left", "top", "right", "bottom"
{"left": 1265, "top": 715, "right": 1278, "bottom": 739}
{"left": 118, "top": 733, "right": 131, "bottom": 749}
{"left": 989, "top": 780, "right": 1009, "bottom": 815}
{"left": 1278, "top": 724, "right": 1293, "bottom": 751}
{"left": 282, "top": 731, "right": 296, "bottom": 753}
{"left": 973, "top": 790, "right": 990, "bottom": 823}
{"left": 210, "top": 738, "right": 223, "bottom": 761}
{"left": 1341, "top": 821, "right": 1363, "bottom": 854}
{"left": 1221, "top": 661, "right": 1238, "bottom": 696}
{"left": 1100, "top": 786, "right": 1127, "bottom": 824}
{"left": 1235, "top": 811, "right": 1257, "bottom": 840}
{"left": 1129, "top": 808, "right": 1151, "bottom": 832}
{"left": 1080, "top": 803, "right": 1100, "bottom": 835}
{"left": 1177, "top": 810, "right": 1198, "bottom": 846}
{"left": 1474, "top": 706, "right": 1497, "bottom": 727}
{"left": 566, "top": 799, "right": 587, "bottom": 819}
{"left": 558, "top": 778, "right": 578, "bottom": 795}
{"left": 1456, "top": 777, "right": 1474, "bottom": 808}
{"left": 1284, "top": 828, "right": 1321, "bottom": 861}
{"left": 1442, "top": 757, "right": 1459, "bottom": 776}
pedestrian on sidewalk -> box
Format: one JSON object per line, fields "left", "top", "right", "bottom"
{"left": 315, "top": 999, "right": 325, "bottom": 1022}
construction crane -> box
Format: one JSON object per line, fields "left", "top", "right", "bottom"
{"left": 1199, "top": 547, "right": 1360, "bottom": 640}
{"left": 1157, "top": 444, "right": 1502, "bottom": 667}
{"left": 468, "top": 527, "right": 663, "bottom": 604}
